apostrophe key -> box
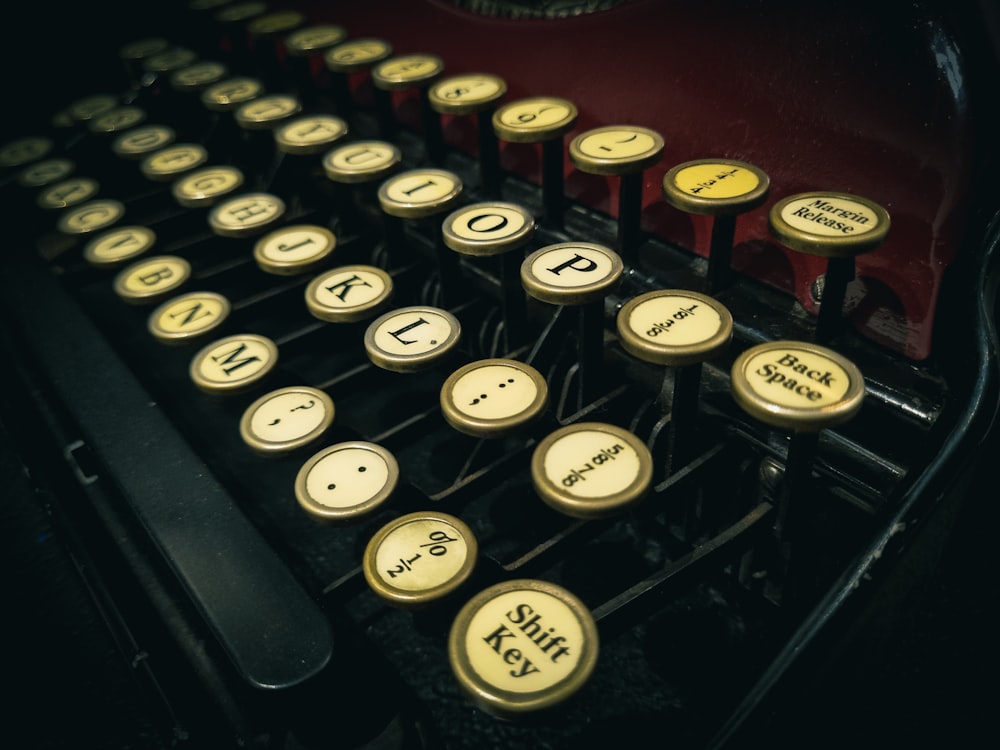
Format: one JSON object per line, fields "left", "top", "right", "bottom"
{"left": 492, "top": 96, "right": 578, "bottom": 229}
{"left": 441, "top": 200, "right": 536, "bottom": 352}
{"left": 295, "top": 440, "right": 400, "bottom": 524}
{"left": 323, "top": 38, "right": 393, "bottom": 121}
{"left": 521, "top": 242, "right": 623, "bottom": 410}
{"left": 188, "top": 331, "right": 280, "bottom": 394}
{"left": 377, "top": 167, "right": 464, "bottom": 305}
{"left": 448, "top": 578, "right": 599, "bottom": 718}
{"left": 531, "top": 422, "right": 653, "bottom": 519}
{"left": 429, "top": 73, "right": 507, "bottom": 196}
{"left": 147, "top": 289, "right": 232, "bottom": 345}
{"left": 364, "top": 305, "right": 463, "bottom": 373}
{"left": 439, "top": 358, "right": 549, "bottom": 439}
{"left": 238, "top": 384, "right": 334, "bottom": 455}
{"left": 371, "top": 53, "right": 446, "bottom": 160}
{"left": 363, "top": 511, "right": 478, "bottom": 609}
{"left": 769, "top": 191, "right": 890, "bottom": 342}
{"left": 568, "top": 125, "right": 665, "bottom": 262}
{"left": 730, "top": 340, "right": 865, "bottom": 599}
{"left": 662, "top": 158, "right": 770, "bottom": 292}
{"left": 616, "top": 289, "right": 733, "bottom": 477}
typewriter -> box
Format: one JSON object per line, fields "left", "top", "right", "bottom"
{"left": 2, "top": 0, "right": 998, "bottom": 748}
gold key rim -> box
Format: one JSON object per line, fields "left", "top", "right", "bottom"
{"left": 147, "top": 290, "right": 231, "bottom": 344}
{"left": 239, "top": 385, "right": 335, "bottom": 456}
{"left": 295, "top": 440, "right": 400, "bottom": 524}
{"left": 521, "top": 242, "right": 624, "bottom": 306}
{"left": 769, "top": 190, "right": 891, "bottom": 258}
{"left": 568, "top": 124, "right": 665, "bottom": 176}
{"left": 439, "top": 358, "right": 549, "bottom": 438}
{"left": 662, "top": 158, "right": 771, "bottom": 217}
{"left": 616, "top": 289, "right": 734, "bottom": 367}
{"left": 492, "top": 96, "right": 578, "bottom": 143}
{"left": 364, "top": 305, "right": 463, "bottom": 373}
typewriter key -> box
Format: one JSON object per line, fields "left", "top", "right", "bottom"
{"left": 363, "top": 511, "right": 478, "bottom": 609}
{"left": 284, "top": 24, "right": 347, "bottom": 57}
{"left": 0, "top": 136, "right": 52, "bottom": 169}
{"left": 295, "top": 441, "right": 399, "bottom": 524}
{"left": 113, "top": 255, "right": 191, "bottom": 305}
{"left": 200, "top": 76, "right": 266, "bottom": 112}
{"left": 372, "top": 53, "right": 445, "bottom": 156}
{"left": 170, "top": 61, "right": 229, "bottom": 93}
{"left": 56, "top": 199, "right": 125, "bottom": 237}
{"left": 88, "top": 106, "right": 147, "bottom": 135}
{"left": 84, "top": 225, "right": 157, "bottom": 269}
{"left": 111, "top": 125, "right": 176, "bottom": 161}
{"left": 172, "top": 166, "right": 245, "bottom": 208}
{"left": 234, "top": 94, "right": 302, "bottom": 131}
{"left": 239, "top": 385, "right": 335, "bottom": 456}
{"left": 322, "top": 140, "right": 401, "bottom": 185}
{"left": 66, "top": 94, "right": 119, "bottom": 124}
{"left": 274, "top": 114, "right": 348, "bottom": 156}
{"left": 16, "top": 158, "right": 74, "bottom": 189}
{"left": 140, "top": 143, "right": 209, "bottom": 182}
{"left": 208, "top": 191, "right": 286, "bottom": 238}
{"left": 324, "top": 38, "right": 393, "bottom": 117}
{"left": 364, "top": 306, "right": 462, "bottom": 373}
{"left": 440, "top": 358, "right": 549, "bottom": 438}
{"left": 531, "top": 422, "right": 653, "bottom": 519}
{"left": 448, "top": 579, "right": 599, "bottom": 718}
{"left": 189, "top": 332, "right": 279, "bottom": 394}
{"left": 148, "top": 290, "right": 231, "bottom": 345}
{"left": 254, "top": 224, "right": 337, "bottom": 276}
{"left": 305, "top": 264, "right": 394, "bottom": 323}
{"left": 36, "top": 178, "right": 100, "bottom": 211}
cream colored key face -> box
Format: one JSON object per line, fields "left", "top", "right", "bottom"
{"left": 170, "top": 61, "right": 228, "bottom": 91}
{"left": 201, "top": 77, "right": 265, "bottom": 112}
{"left": 324, "top": 38, "right": 393, "bottom": 73}
{"left": 36, "top": 178, "right": 99, "bottom": 210}
{"left": 363, "top": 511, "right": 478, "bottom": 608}
{"left": 83, "top": 225, "right": 156, "bottom": 268}
{"left": 140, "top": 143, "right": 209, "bottom": 182}
{"left": 89, "top": 106, "right": 147, "bottom": 134}
{"left": 254, "top": 224, "right": 336, "bottom": 275}
{"left": 0, "top": 136, "right": 52, "bottom": 168}
{"left": 113, "top": 255, "right": 191, "bottom": 304}
{"left": 246, "top": 9, "right": 304, "bottom": 36}
{"left": 663, "top": 159, "right": 770, "bottom": 216}
{"left": 531, "top": 422, "right": 653, "bottom": 519}
{"left": 440, "top": 358, "right": 548, "bottom": 438}
{"left": 235, "top": 94, "right": 302, "bottom": 130}
{"left": 616, "top": 290, "right": 733, "bottom": 367}
{"left": 492, "top": 97, "right": 578, "bottom": 143}
{"left": 442, "top": 202, "right": 535, "bottom": 257}
{"left": 208, "top": 192, "right": 286, "bottom": 238}
{"left": 172, "top": 166, "right": 245, "bottom": 208}
{"left": 57, "top": 199, "right": 125, "bottom": 236}
{"left": 730, "top": 340, "right": 865, "bottom": 432}
{"left": 67, "top": 94, "right": 118, "bottom": 123}
{"left": 428, "top": 73, "right": 507, "bottom": 115}
{"left": 364, "top": 306, "right": 462, "bottom": 372}
{"left": 295, "top": 441, "right": 399, "bottom": 523}
{"left": 378, "top": 168, "right": 463, "bottom": 219}
{"left": 112, "top": 125, "right": 176, "bottom": 160}
{"left": 148, "top": 291, "right": 231, "bottom": 344}
{"left": 322, "top": 140, "right": 401, "bottom": 184}
{"left": 568, "top": 125, "right": 664, "bottom": 176}
{"left": 284, "top": 24, "right": 347, "bottom": 56}
{"left": 16, "top": 158, "right": 74, "bottom": 188}
{"left": 769, "top": 191, "right": 891, "bottom": 258}
{"left": 372, "top": 54, "right": 444, "bottom": 90}
{"left": 521, "top": 242, "right": 623, "bottom": 306}
{"left": 119, "top": 37, "right": 169, "bottom": 62}
{"left": 448, "top": 579, "right": 599, "bottom": 718}
{"left": 305, "top": 264, "right": 394, "bottom": 323}
{"left": 189, "top": 333, "right": 279, "bottom": 394}
{"left": 239, "top": 385, "right": 335, "bottom": 455}
{"left": 274, "top": 114, "right": 348, "bottom": 155}
{"left": 144, "top": 47, "right": 198, "bottom": 74}
{"left": 215, "top": 0, "right": 267, "bottom": 23}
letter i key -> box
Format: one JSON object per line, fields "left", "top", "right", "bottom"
{"left": 730, "top": 340, "right": 865, "bottom": 600}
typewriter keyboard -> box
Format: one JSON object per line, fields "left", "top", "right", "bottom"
{"left": 0, "top": 2, "right": 974, "bottom": 748}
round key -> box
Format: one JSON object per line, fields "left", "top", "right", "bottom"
{"left": 448, "top": 578, "right": 599, "bottom": 718}
{"left": 16, "top": 158, "right": 74, "bottom": 188}
{"left": 208, "top": 192, "right": 286, "bottom": 238}
{"left": 274, "top": 114, "right": 348, "bottom": 156}
{"left": 234, "top": 94, "right": 302, "bottom": 131}
{"left": 143, "top": 47, "right": 198, "bottom": 76}
{"left": 322, "top": 140, "right": 401, "bottom": 185}
{"left": 283, "top": 25, "right": 349, "bottom": 108}
{"left": 148, "top": 291, "right": 231, "bottom": 345}
{"left": 113, "top": 255, "right": 191, "bottom": 304}
{"left": 66, "top": 94, "right": 119, "bottom": 124}
{"left": 112, "top": 125, "right": 176, "bottom": 161}
{"left": 88, "top": 106, "right": 147, "bottom": 135}
{"left": 201, "top": 76, "right": 266, "bottom": 112}
{"left": 140, "top": 143, "right": 209, "bottom": 182}
{"left": 364, "top": 305, "right": 462, "bottom": 373}
{"left": 189, "top": 332, "right": 279, "bottom": 394}
{"left": 56, "top": 199, "right": 125, "bottom": 237}
{"left": 324, "top": 38, "right": 393, "bottom": 117}
{"left": 119, "top": 37, "right": 171, "bottom": 84}
{"left": 569, "top": 125, "right": 664, "bottom": 260}
{"left": 254, "top": 223, "right": 336, "bottom": 276}
{"left": 617, "top": 289, "right": 733, "bottom": 474}
{"left": 172, "top": 165, "right": 245, "bottom": 208}
{"left": 239, "top": 385, "right": 335, "bottom": 456}
{"left": 769, "top": 191, "right": 890, "bottom": 342}
{"left": 246, "top": 9, "right": 304, "bottom": 38}
{"left": 170, "top": 60, "right": 229, "bottom": 93}
{"left": 522, "top": 242, "right": 623, "bottom": 408}
{"left": 36, "top": 177, "right": 100, "bottom": 211}
{"left": 663, "top": 159, "right": 770, "bottom": 291}
{"left": 440, "top": 358, "right": 548, "bottom": 439}
{"left": 295, "top": 440, "right": 399, "bottom": 524}
{"left": 372, "top": 53, "right": 445, "bottom": 154}
{"left": 531, "top": 422, "right": 653, "bottom": 519}
{"left": 305, "top": 264, "right": 394, "bottom": 323}
{"left": 493, "top": 97, "right": 578, "bottom": 228}
{"left": 0, "top": 136, "right": 52, "bottom": 170}
{"left": 284, "top": 24, "right": 347, "bottom": 57}
{"left": 83, "top": 225, "right": 157, "bottom": 268}
{"left": 363, "top": 511, "right": 478, "bottom": 609}
{"left": 378, "top": 168, "right": 463, "bottom": 220}
{"left": 429, "top": 73, "right": 507, "bottom": 195}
